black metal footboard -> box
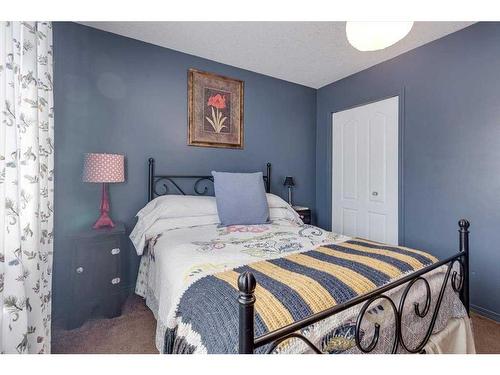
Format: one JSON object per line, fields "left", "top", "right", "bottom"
{"left": 237, "top": 219, "right": 470, "bottom": 354}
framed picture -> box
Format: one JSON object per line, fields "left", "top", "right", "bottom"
{"left": 188, "top": 69, "right": 244, "bottom": 149}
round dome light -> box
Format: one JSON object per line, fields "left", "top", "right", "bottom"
{"left": 346, "top": 22, "right": 414, "bottom": 51}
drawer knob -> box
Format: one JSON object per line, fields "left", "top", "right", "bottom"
{"left": 111, "top": 277, "right": 121, "bottom": 285}
{"left": 76, "top": 267, "right": 84, "bottom": 274}
{"left": 111, "top": 248, "right": 120, "bottom": 255}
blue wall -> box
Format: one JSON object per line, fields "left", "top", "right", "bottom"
{"left": 316, "top": 22, "right": 500, "bottom": 320}
{"left": 53, "top": 21, "right": 500, "bottom": 322}
{"left": 53, "top": 22, "right": 317, "bottom": 317}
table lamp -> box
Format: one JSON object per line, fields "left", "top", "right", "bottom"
{"left": 83, "top": 153, "right": 125, "bottom": 229}
{"left": 283, "top": 176, "right": 295, "bottom": 206}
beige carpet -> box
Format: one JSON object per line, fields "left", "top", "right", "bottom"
{"left": 470, "top": 312, "right": 500, "bottom": 354}
{"left": 52, "top": 295, "right": 500, "bottom": 354}
{"left": 52, "top": 295, "right": 157, "bottom": 354}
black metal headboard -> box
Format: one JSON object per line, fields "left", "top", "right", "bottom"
{"left": 148, "top": 158, "right": 271, "bottom": 202}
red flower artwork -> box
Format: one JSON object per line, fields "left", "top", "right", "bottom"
{"left": 207, "top": 94, "right": 226, "bottom": 110}
{"left": 206, "top": 93, "right": 228, "bottom": 133}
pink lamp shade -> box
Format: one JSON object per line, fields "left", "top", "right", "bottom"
{"left": 83, "top": 153, "right": 125, "bottom": 229}
{"left": 83, "top": 153, "right": 125, "bottom": 183}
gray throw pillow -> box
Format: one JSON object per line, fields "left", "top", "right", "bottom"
{"left": 212, "top": 171, "right": 270, "bottom": 226}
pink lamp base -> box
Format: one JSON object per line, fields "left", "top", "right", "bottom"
{"left": 93, "top": 211, "right": 115, "bottom": 229}
{"left": 93, "top": 183, "right": 115, "bottom": 230}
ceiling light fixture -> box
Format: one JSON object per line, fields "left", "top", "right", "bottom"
{"left": 346, "top": 21, "right": 414, "bottom": 51}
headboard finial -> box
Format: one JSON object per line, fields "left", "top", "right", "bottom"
{"left": 148, "top": 158, "right": 155, "bottom": 201}
{"left": 266, "top": 162, "right": 271, "bottom": 193}
{"left": 458, "top": 218, "right": 470, "bottom": 230}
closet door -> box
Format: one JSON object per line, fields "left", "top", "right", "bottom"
{"left": 332, "top": 96, "right": 399, "bottom": 245}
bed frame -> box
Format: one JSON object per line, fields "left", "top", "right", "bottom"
{"left": 147, "top": 157, "right": 271, "bottom": 201}
{"left": 146, "top": 157, "right": 470, "bottom": 354}
{"left": 238, "top": 221, "right": 470, "bottom": 354}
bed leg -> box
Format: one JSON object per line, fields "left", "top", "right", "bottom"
{"left": 458, "top": 219, "right": 470, "bottom": 315}
{"left": 238, "top": 272, "right": 256, "bottom": 354}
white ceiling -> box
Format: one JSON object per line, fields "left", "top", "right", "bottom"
{"left": 79, "top": 22, "right": 474, "bottom": 89}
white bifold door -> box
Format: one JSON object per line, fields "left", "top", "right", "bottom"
{"left": 332, "top": 96, "right": 399, "bottom": 245}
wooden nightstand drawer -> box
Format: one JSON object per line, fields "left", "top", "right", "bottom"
{"left": 293, "top": 206, "right": 312, "bottom": 225}
{"left": 75, "top": 239, "right": 121, "bottom": 290}
{"left": 299, "top": 212, "right": 311, "bottom": 224}
{"left": 66, "top": 223, "right": 127, "bottom": 329}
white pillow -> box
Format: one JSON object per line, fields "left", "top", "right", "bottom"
{"left": 136, "top": 195, "right": 217, "bottom": 219}
{"left": 137, "top": 193, "right": 290, "bottom": 219}
{"left": 266, "top": 193, "right": 291, "bottom": 209}
{"left": 269, "top": 207, "right": 303, "bottom": 224}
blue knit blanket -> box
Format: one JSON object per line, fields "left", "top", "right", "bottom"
{"left": 164, "top": 238, "right": 437, "bottom": 354}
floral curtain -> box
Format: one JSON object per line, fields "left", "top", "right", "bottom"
{"left": 0, "top": 22, "right": 54, "bottom": 354}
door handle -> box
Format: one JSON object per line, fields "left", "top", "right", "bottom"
{"left": 372, "top": 191, "right": 378, "bottom": 196}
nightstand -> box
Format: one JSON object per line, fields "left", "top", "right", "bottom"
{"left": 293, "top": 206, "right": 311, "bottom": 225}
{"left": 66, "top": 222, "right": 127, "bottom": 329}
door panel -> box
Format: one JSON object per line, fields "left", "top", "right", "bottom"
{"left": 342, "top": 208, "right": 358, "bottom": 237}
{"left": 368, "top": 211, "right": 387, "bottom": 243}
{"left": 368, "top": 113, "right": 386, "bottom": 204}
{"left": 341, "top": 119, "right": 358, "bottom": 200}
{"left": 332, "top": 96, "right": 398, "bottom": 245}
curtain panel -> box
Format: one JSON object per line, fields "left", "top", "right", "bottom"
{"left": 0, "top": 22, "right": 54, "bottom": 354}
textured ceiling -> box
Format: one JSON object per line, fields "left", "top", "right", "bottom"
{"left": 79, "top": 22, "right": 474, "bottom": 88}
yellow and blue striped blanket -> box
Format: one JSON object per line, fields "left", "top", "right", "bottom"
{"left": 165, "top": 238, "right": 437, "bottom": 354}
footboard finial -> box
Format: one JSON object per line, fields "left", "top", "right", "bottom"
{"left": 238, "top": 272, "right": 256, "bottom": 354}
{"left": 458, "top": 219, "right": 470, "bottom": 315}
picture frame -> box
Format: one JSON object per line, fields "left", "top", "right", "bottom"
{"left": 188, "top": 68, "right": 244, "bottom": 149}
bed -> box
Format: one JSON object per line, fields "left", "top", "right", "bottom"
{"left": 131, "top": 158, "right": 475, "bottom": 354}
